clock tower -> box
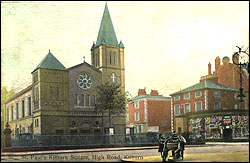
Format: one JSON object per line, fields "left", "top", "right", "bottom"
{"left": 91, "top": 3, "right": 125, "bottom": 94}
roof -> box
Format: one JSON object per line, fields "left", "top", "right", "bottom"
{"left": 32, "top": 50, "right": 67, "bottom": 73}
{"left": 67, "top": 61, "right": 102, "bottom": 73}
{"left": 95, "top": 3, "right": 119, "bottom": 47}
{"left": 170, "top": 81, "right": 239, "bottom": 96}
{"left": 119, "top": 40, "right": 125, "bottom": 48}
{"left": 132, "top": 94, "right": 171, "bottom": 101}
{"left": 4, "top": 85, "right": 32, "bottom": 104}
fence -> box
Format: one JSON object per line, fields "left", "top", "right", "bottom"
{"left": 11, "top": 132, "right": 159, "bottom": 148}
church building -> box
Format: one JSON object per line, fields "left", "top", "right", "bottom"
{"left": 4, "top": 3, "right": 126, "bottom": 136}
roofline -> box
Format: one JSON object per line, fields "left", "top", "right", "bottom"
{"left": 67, "top": 62, "right": 102, "bottom": 73}
{"left": 4, "top": 85, "right": 33, "bottom": 104}
{"left": 31, "top": 67, "right": 69, "bottom": 74}
{"left": 170, "top": 86, "right": 239, "bottom": 96}
{"left": 131, "top": 95, "right": 171, "bottom": 101}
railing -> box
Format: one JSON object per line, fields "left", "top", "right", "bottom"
{"left": 11, "top": 133, "right": 159, "bottom": 148}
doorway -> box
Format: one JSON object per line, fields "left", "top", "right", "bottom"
{"left": 223, "top": 128, "right": 232, "bottom": 141}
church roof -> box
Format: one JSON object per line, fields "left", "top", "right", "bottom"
{"left": 119, "top": 40, "right": 125, "bottom": 48}
{"left": 170, "top": 81, "right": 239, "bottom": 96}
{"left": 32, "top": 50, "right": 67, "bottom": 73}
{"left": 67, "top": 61, "right": 102, "bottom": 73}
{"left": 95, "top": 3, "right": 119, "bottom": 47}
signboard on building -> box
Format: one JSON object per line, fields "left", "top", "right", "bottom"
{"left": 147, "top": 126, "right": 159, "bottom": 132}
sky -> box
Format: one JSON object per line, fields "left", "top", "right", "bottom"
{"left": 1, "top": 1, "right": 249, "bottom": 98}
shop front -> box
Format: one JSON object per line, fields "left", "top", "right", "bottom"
{"left": 186, "top": 110, "right": 249, "bottom": 142}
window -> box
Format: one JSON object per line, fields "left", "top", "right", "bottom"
{"left": 16, "top": 103, "right": 19, "bottom": 120}
{"left": 195, "top": 101, "right": 202, "bottom": 112}
{"left": 93, "top": 95, "right": 96, "bottom": 106}
{"left": 56, "top": 130, "right": 64, "bottom": 135}
{"left": 126, "top": 114, "right": 129, "bottom": 122}
{"left": 110, "top": 51, "right": 112, "bottom": 64}
{"left": 110, "top": 73, "right": 117, "bottom": 84}
{"left": 28, "top": 96, "right": 31, "bottom": 116}
{"left": 214, "top": 101, "right": 221, "bottom": 110}
{"left": 114, "top": 51, "right": 116, "bottom": 65}
{"left": 11, "top": 106, "right": 13, "bottom": 121}
{"left": 184, "top": 93, "right": 190, "bottom": 99}
{"left": 70, "top": 129, "right": 78, "bottom": 135}
{"left": 174, "top": 95, "right": 180, "bottom": 101}
{"left": 185, "top": 103, "right": 191, "bottom": 113}
{"left": 178, "top": 127, "right": 182, "bottom": 133}
{"left": 34, "top": 72, "right": 38, "bottom": 83}
{"left": 138, "top": 125, "right": 142, "bottom": 133}
{"left": 195, "top": 91, "right": 202, "bottom": 98}
{"left": 22, "top": 99, "right": 25, "bottom": 118}
{"left": 135, "top": 101, "right": 139, "bottom": 108}
{"left": 86, "top": 95, "right": 90, "bottom": 106}
{"left": 214, "top": 91, "right": 221, "bottom": 97}
{"left": 35, "top": 119, "right": 39, "bottom": 127}
{"left": 80, "top": 94, "right": 84, "bottom": 106}
{"left": 175, "top": 105, "right": 180, "bottom": 115}
{"left": 75, "top": 94, "right": 78, "bottom": 106}
{"left": 7, "top": 108, "right": 9, "bottom": 122}
{"left": 135, "top": 112, "right": 139, "bottom": 121}
{"left": 162, "top": 120, "right": 167, "bottom": 126}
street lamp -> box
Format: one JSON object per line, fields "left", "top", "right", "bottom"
{"left": 232, "top": 46, "right": 249, "bottom": 102}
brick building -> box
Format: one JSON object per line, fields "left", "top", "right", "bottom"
{"left": 170, "top": 55, "right": 249, "bottom": 141}
{"left": 126, "top": 89, "right": 171, "bottom": 133}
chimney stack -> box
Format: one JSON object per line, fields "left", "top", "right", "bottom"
{"left": 215, "top": 56, "right": 221, "bottom": 74}
{"left": 208, "top": 62, "right": 211, "bottom": 75}
{"left": 138, "top": 89, "right": 147, "bottom": 96}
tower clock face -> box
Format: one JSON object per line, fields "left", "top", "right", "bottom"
{"left": 77, "top": 72, "right": 93, "bottom": 90}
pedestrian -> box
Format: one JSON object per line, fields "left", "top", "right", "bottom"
{"left": 158, "top": 133, "right": 165, "bottom": 157}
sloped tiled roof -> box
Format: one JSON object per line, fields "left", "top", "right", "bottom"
{"left": 132, "top": 94, "right": 171, "bottom": 101}
{"left": 32, "top": 51, "right": 66, "bottom": 73}
{"left": 170, "top": 81, "right": 239, "bottom": 96}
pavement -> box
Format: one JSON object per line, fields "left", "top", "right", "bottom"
{"left": 1, "top": 142, "right": 249, "bottom": 162}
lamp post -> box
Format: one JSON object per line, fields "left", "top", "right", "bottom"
{"left": 232, "top": 46, "right": 249, "bottom": 102}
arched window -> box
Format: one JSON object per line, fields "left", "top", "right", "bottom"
{"left": 110, "top": 51, "right": 112, "bottom": 64}
{"left": 80, "top": 94, "right": 85, "bottom": 106}
{"left": 114, "top": 51, "right": 116, "bottom": 65}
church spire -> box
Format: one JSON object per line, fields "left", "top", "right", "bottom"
{"left": 95, "top": 2, "right": 119, "bottom": 47}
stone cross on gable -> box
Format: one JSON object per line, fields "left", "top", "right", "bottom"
{"left": 83, "top": 56, "right": 85, "bottom": 63}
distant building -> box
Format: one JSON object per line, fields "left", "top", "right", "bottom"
{"left": 170, "top": 56, "right": 249, "bottom": 141}
{"left": 4, "top": 3, "right": 126, "bottom": 136}
{"left": 126, "top": 89, "right": 171, "bottom": 133}
{"left": 200, "top": 56, "right": 249, "bottom": 110}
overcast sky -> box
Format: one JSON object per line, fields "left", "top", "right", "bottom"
{"left": 1, "top": 1, "right": 249, "bottom": 97}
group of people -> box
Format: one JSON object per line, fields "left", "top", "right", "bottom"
{"left": 158, "top": 131, "right": 186, "bottom": 160}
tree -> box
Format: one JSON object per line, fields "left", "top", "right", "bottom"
{"left": 94, "top": 82, "right": 130, "bottom": 128}
{"left": 1, "top": 86, "right": 16, "bottom": 149}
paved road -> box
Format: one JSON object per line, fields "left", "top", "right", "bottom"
{"left": 1, "top": 142, "right": 249, "bottom": 162}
